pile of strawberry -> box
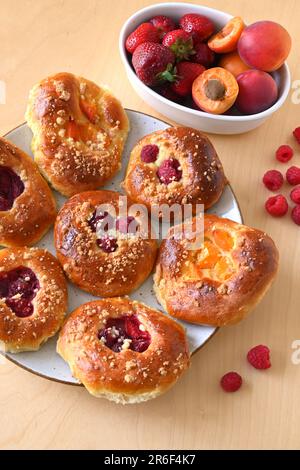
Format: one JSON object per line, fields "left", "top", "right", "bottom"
{"left": 125, "top": 13, "right": 215, "bottom": 101}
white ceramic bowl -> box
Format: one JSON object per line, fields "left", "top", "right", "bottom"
{"left": 119, "top": 2, "right": 291, "bottom": 135}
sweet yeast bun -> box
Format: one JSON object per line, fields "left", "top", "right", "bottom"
{"left": 57, "top": 297, "right": 190, "bottom": 404}
{"left": 26, "top": 72, "right": 129, "bottom": 197}
{"left": 154, "top": 214, "right": 279, "bottom": 326}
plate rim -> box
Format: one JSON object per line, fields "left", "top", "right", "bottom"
{"left": 1, "top": 108, "right": 244, "bottom": 386}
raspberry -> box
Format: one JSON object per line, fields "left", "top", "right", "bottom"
{"left": 247, "top": 345, "right": 271, "bottom": 370}
{"left": 276, "top": 145, "right": 294, "bottom": 163}
{"left": 262, "top": 170, "right": 284, "bottom": 191}
{"left": 290, "top": 187, "right": 300, "bottom": 204}
{"left": 98, "top": 315, "right": 151, "bottom": 353}
{"left": 286, "top": 166, "right": 300, "bottom": 186}
{"left": 157, "top": 158, "right": 182, "bottom": 184}
{"left": 265, "top": 195, "right": 288, "bottom": 217}
{"left": 293, "top": 127, "right": 300, "bottom": 144}
{"left": 116, "top": 216, "right": 139, "bottom": 234}
{"left": 220, "top": 372, "right": 242, "bottom": 393}
{"left": 141, "top": 145, "right": 159, "bottom": 163}
{"left": 291, "top": 205, "right": 300, "bottom": 226}
{"left": 97, "top": 236, "right": 118, "bottom": 253}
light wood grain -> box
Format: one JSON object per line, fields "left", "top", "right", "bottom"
{"left": 0, "top": 0, "right": 300, "bottom": 450}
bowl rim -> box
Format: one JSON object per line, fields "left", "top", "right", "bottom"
{"left": 119, "top": 1, "right": 291, "bottom": 123}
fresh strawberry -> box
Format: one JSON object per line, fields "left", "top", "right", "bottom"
{"left": 193, "top": 42, "right": 215, "bottom": 67}
{"left": 171, "top": 62, "right": 205, "bottom": 97}
{"left": 132, "top": 42, "right": 176, "bottom": 87}
{"left": 156, "top": 83, "right": 182, "bottom": 103}
{"left": 149, "top": 15, "right": 176, "bottom": 38}
{"left": 163, "top": 29, "right": 194, "bottom": 61}
{"left": 179, "top": 13, "right": 215, "bottom": 43}
{"left": 125, "top": 23, "right": 160, "bottom": 54}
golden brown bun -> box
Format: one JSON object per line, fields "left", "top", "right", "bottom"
{"left": 54, "top": 190, "right": 158, "bottom": 297}
{"left": 0, "top": 247, "right": 68, "bottom": 353}
{"left": 25, "top": 72, "right": 129, "bottom": 197}
{"left": 123, "top": 127, "right": 226, "bottom": 213}
{"left": 57, "top": 297, "right": 190, "bottom": 404}
{"left": 0, "top": 137, "right": 56, "bottom": 247}
{"left": 154, "top": 215, "right": 279, "bottom": 326}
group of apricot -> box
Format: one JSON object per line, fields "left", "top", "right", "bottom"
{"left": 171, "top": 17, "right": 291, "bottom": 115}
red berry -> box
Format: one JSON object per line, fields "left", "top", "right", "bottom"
{"left": 262, "top": 170, "right": 284, "bottom": 191}
{"left": 156, "top": 83, "right": 182, "bottom": 103}
{"left": 157, "top": 158, "right": 182, "bottom": 184}
{"left": 291, "top": 205, "right": 300, "bottom": 225}
{"left": 116, "top": 216, "right": 138, "bottom": 234}
{"left": 247, "top": 345, "right": 271, "bottom": 370}
{"left": 171, "top": 61, "right": 205, "bottom": 97}
{"left": 290, "top": 186, "right": 300, "bottom": 204}
{"left": 193, "top": 42, "right": 215, "bottom": 67}
{"left": 286, "top": 166, "right": 300, "bottom": 186}
{"left": 97, "top": 236, "right": 118, "bottom": 253}
{"left": 149, "top": 15, "right": 176, "bottom": 38}
{"left": 125, "top": 23, "right": 160, "bottom": 54}
{"left": 293, "top": 127, "right": 300, "bottom": 144}
{"left": 265, "top": 194, "right": 288, "bottom": 217}
{"left": 179, "top": 13, "right": 215, "bottom": 43}
{"left": 132, "top": 42, "right": 175, "bottom": 87}
{"left": 163, "top": 29, "right": 194, "bottom": 61}
{"left": 276, "top": 145, "right": 294, "bottom": 163}
{"left": 141, "top": 144, "right": 159, "bottom": 163}
{"left": 220, "top": 372, "right": 242, "bottom": 393}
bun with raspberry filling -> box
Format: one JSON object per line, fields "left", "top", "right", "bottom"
{"left": 123, "top": 127, "right": 226, "bottom": 215}
{"left": 25, "top": 72, "right": 129, "bottom": 197}
{"left": 57, "top": 298, "right": 190, "bottom": 404}
{"left": 54, "top": 190, "right": 158, "bottom": 297}
{"left": 0, "top": 137, "right": 56, "bottom": 247}
{"left": 0, "top": 247, "right": 68, "bottom": 353}
{"left": 154, "top": 214, "right": 279, "bottom": 326}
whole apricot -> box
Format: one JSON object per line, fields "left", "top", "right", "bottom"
{"left": 235, "top": 70, "right": 278, "bottom": 115}
{"left": 219, "top": 51, "right": 250, "bottom": 78}
{"left": 238, "top": 21, "right": 291, "bottom": 72}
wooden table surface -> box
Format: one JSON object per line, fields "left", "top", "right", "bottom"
{"left": 0, "top": 0, "right": 299, "bottom": 450}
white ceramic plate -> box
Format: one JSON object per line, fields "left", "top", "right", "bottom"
{"left": 2, "top": 109, "right": 243, "bottom": 385}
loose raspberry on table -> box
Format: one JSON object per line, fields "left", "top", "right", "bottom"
{"left": 293, "top": 127, "right": 300, "bottom": 144}
{"left": 286, "top": 166, "right": 300, "bottom": 186}
{"left": 291, "top": 205, "right": 300, "bottom": 226}
{"left": 263, "top": 170, "right": 284, "bottom": 191}
{"left": 265, "top": 195, "right": 288, "bottom": 217}
{"left": 290, "top": 187, "right": 300, "bottom": 204}
{"left": 220, "top": 372, "right": 242, "bottom": 393}
{"left": 247, "top": 345, "right": 271, "bottom": 370}
{"left": 276, "top": 145, "right": 294, "bottom": 163}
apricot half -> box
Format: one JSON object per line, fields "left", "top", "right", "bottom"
{"left": 192, "top": 67, "right": 239, "bottom": 114}
{"left": 208, "top": 17, "right": 245, "bottom": 53}
{"left": 219, "top": 51, "right": 250, "bottom": 78}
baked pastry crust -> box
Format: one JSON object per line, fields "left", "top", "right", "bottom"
{"left": 0, "top": 137, "right": 56, "bottom": 247}
{"left": 0, "top": 247, "right": 68, "bottom": 353}
{"left": 54, "top": 190, "right": 158, "bottom": 297}
{"left": 154, "top": 214, "right": 279, "bottom": 326}
{"left": 123, "top": 126, "right": 226, "bottom": 213}
{"left": 57, "top": 297, "right": 190, "bottom": 404}
{"left": 26, "top": 72, "right": 129, "bottom": 197}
